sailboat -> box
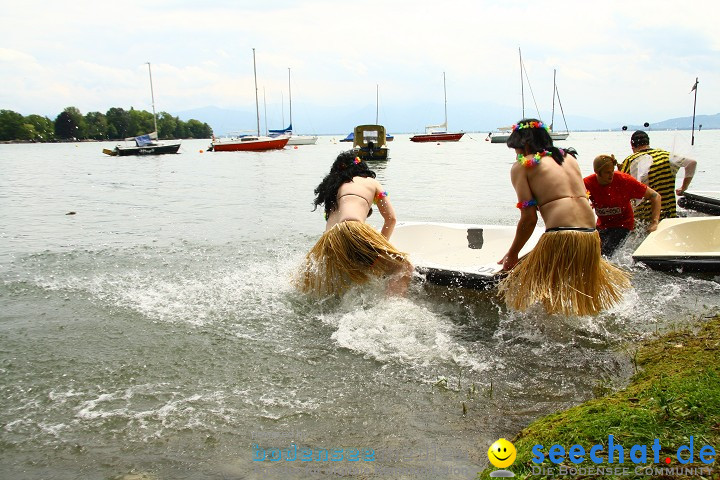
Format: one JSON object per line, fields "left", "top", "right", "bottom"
{"left": 548, "top": 68, "right": 569, "bottom": 141}
{"left": 210, "top": 49, "right": 289, "bottom": 152}
{"left": 490, "top": 49, "right": 569, "bottom": 144}
{"left": 102, "top": 62, "right": 182, "bottom": 156}
{"left": 410, "top": 72, "right": 464, "bottom": 142}
{"left": 268, "top": 68, "right": 318, "bottom": 146}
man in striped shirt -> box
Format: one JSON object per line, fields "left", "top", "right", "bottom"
{"left": 619, "top": 130, "right": 697, "bottom": 221}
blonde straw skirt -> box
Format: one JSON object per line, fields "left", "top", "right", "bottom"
{"left": 298, "top": 221, "right": 411, "bottom": 296}
{"left": 497, "top": 229, "right": 630, "bottom": 316}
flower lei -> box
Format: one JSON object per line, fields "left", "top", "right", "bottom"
{"left": 516, "top": 199, "right": 538, "bottom": 209}
{"left": 517, "top": 150, "right": 551, "bottom": 168}
{"left": 511, "top": 120, "right": 549, "bottom": 132}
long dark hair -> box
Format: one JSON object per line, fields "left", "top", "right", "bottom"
{"left": 312, "top": 150, "right": 376, "bottom": 218}
{"left": 506, "top": 118, "right": 565, "bottom": 165}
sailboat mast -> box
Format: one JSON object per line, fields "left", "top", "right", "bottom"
{"left": 550, "top": 68, "right": 557, "bottom": 130}
{"left": 519, "top": 48, "right": 525, "bottom": 118}
{"left": 288, "top": 67, "right": 292, "bottom": 130}
{"left": 443, "top": 72, "right": 448, "bottom": 128}
{"left": 146, "top": 62, "right": 158, "bottom": 134}
{"left": 252, "top": 48, "right": 260, "bottom": 136}
{"left": 376, "top": 84, "right": 379, "bottom": 124}
{"left": 263, "top": 87, "right": 268, "bottom": 136}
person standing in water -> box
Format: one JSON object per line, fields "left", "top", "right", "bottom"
{"left": 620, "top": 130, "right": 697, "bottom": 221}
{"left": 497, "top": 119, "right": 630, "bottom": 316}
{"left": 584, "top": 154, "right": 661, "bottom": 257}
{"left": 298, "top": 150, "right": 412, "bottom": 296}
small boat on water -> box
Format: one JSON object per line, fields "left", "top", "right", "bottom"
{"left": 210, "top": 135, "right": 289, "bottom": 152}
{"left": 677, "top": 191, "right": 720, "bottom": 216}
{"left": 352, "top": 124, "right": 389, "bottom": 161}
{"left": 410, "top": 72, "right": 464, "bottom": 143}
{"left": 391, "top": 222, "right": 543, "bottom": 289}
{"left": 489, "top": 50, "right": 569, "bottom": 144}
{"left": 103, "top": 63, "right": 181, "bottom": 156}
{"left": 102, "top": 133, "right": 181, "bottom": 156}
{"left": 267, "top": 68, "right": 318, "bottom": 146}
{"left": 210, "top": 48, "right": 289, "bottom": 153}
{"left": 632, "top": 217, "right": 720, "bottom": 273}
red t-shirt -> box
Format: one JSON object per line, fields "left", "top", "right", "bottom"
{"left": 583, "top": 171, "right": 648, "bottom": 230}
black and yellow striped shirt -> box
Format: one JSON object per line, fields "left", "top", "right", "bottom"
{"left": 620, "top": 148, "right": 676, "bottom": 221}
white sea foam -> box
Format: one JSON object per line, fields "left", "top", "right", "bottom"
{"left": 324, "top": 291, "right": 489, "bottom": 373}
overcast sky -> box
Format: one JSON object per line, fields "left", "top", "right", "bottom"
{"left": 2, "top": 0, "right": 718, "bottom": 127}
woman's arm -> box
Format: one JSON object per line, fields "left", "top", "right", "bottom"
{"left": 643, "top": 187, "right": 661, "bottom": 232}
{"left": 374, "top": 182, "right": 397, "bottom": 239}
{"left": 499, "top": 166, "right": 538, "bottom": 270}
{"left": 500, "top": 207, "right": 538, "bottom": 270}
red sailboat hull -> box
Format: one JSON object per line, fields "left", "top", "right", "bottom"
{"left": 211, "top": 136, "right": 289, "bottom": 152}
{"left": 409, "top": 132, "right": 464, "bottom": 143}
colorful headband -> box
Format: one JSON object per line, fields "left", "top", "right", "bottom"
{"left": 512, "top": 121, "right": 549, "bottom": 132}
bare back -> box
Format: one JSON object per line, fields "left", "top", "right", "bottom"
{"left": 512, "top": 153, "right": 595, "bottom": 229}
{"left": 326, "top": 176, "right": 379, "bottom": 229}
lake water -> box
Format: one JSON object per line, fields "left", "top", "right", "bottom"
{"left": 1, "top": 131, "right": 719, "bottom": 479}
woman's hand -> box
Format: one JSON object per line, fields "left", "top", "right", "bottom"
{"left": 498, "top": 252, "right": 519, "bottom": 271}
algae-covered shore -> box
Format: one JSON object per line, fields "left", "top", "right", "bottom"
{"left": 479, "top": 315, "right": 720, "bottom": 480}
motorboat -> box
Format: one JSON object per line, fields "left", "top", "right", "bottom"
{"left": 632, "top": 217, "right": 720, "bottom": 272}
{"left": 677, "top": 191, "right": 720, "bottom": 216}
{"left": 390, "top": 222, "right": 543, "bottom": 289}
{"left": 352, "top": 124, "right": 388, "bottom": 161}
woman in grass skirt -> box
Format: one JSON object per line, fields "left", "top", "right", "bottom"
{"left": 298, "top": 151, "right": 412, "bottom": 296}
{"left": 498, "top": 119, "right": 630, "bottom": 316}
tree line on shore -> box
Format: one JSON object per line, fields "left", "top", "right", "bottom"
{"left": 0, "top": 107, "right": 213, "bottom": 142}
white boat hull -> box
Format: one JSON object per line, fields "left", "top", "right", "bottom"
{"left": 391, "top": 222, "right": 544, "bottom": 288}
{"left": 632, "top": 217, "right": 720, "bottom": 272}
{"left": 287, "top": 135, "right": 318, "bottom": 146}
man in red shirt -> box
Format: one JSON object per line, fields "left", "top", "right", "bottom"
{"left": 584, "top": 154, "right": 661, "bottom": 256}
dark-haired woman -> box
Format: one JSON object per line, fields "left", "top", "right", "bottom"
{"left": 497, "top": 119, "right": 630, "bottom": 316}
{"left": 298, "top": 151, "right": 412, "bottom": 296}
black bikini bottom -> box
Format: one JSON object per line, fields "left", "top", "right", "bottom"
{"left": 545, "top": 227, "right": 597, "bottom": 233}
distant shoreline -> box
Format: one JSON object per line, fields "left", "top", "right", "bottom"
{"left": 1, "top": 128, "right": 717, "bottom": 145}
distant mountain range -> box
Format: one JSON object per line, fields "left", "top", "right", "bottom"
{"left": 174, "top": 104, "right": 719, "bottom": 137}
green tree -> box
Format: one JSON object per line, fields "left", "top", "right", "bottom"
{"left": 54, "top": 111, "right": 78, "bottom": 139}
{"left": 106, "top": 107, "right": 130, "bottom": 139}
{"left": 157, "top": 112, "right": 178, "bottom": 139}
{"left": 186, "top": 119, "right": 212, "bottom": 139}
{"left": 84, "top": 111, "right": 108, "bottom": 140}
{"left": 61, "top": 106, "right": 86, "bottom": 138}
{"left": 24, "top": 114, "right": 55, "bottom": 141}
{"left": 0, "top": 109, "right": 25, "bottom": 140}
{"left": 173, "top": 121, "right": 188, "bottom": 139}
{"left": 128, "top": 108, "right": 154, "bottom": 137}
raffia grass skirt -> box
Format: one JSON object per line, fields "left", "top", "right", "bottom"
{"left": 298, "top": 221, "right": 411, "bottom": 296}
{"left": 497, "top": 229, "right": 631, "bottom": 316}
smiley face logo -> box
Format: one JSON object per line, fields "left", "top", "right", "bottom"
{"left": 488, "top": 438, "right": 517, "bottom": 468}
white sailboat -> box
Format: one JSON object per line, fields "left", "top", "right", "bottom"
{"left": 269, "top": 68, "right": 318, "bottom": 145}
{"left": 490, "top": 49, "right": 570, "bottom": 143}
